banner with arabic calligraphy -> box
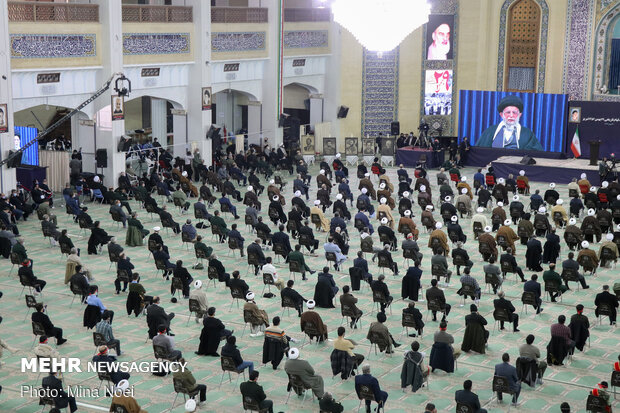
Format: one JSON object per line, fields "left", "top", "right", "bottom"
{"left": 566, "top": 100, "right": 620, "bottom": 158}
{"left": 457, "top": 90, "right": 568, "bottom": 153}
{"left": 424, "top": 70, "right": 452, "bottom": 116}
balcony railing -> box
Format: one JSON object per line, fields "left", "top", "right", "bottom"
{"left": 211, "top": 7, "right": 268, "bottom": 23}
{"left": 122, "top": 5, "right": 193, "bottom": 23}
{"left": 8, "top": 1, "right": 99, "bottom": 22}
{"left": 284, "top": 8, "right": 330, "bottom": 22}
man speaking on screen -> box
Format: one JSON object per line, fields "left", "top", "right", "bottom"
{"left": 475, "top": 95, "right": 543, "bottom": 151}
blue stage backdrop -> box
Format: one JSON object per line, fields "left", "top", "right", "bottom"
{"left": 458, "top": 90, "right": 568, "bottom": 153}
{"left": 14, "top": 126, "right": 39, "bottom": 166}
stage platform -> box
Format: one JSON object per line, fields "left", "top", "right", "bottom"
{"left": 491, "top": 156, "right": 599, "bottom": 184}
{"left": 465, "top": 146, "right": 565, "bottom": 167}
{"left": 395, "top": 147, "right": 442, "bottom": 168}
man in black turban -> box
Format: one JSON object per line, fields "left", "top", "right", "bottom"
{"left": 476, "top": 95, "right": 543, "bottom": 151}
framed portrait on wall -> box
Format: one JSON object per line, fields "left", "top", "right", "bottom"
{"left": 202, "top": 87, "right": 212, "bottom": 111}
{"left": 381, "top": 138, "right": 395, "bottom": 156}
{"left": 426, "top": 14, "right": 454, "bottom": 61}
{"left": 345, "top": 137, "right": 359, "bottom": 155}
{"left": 301, "top": 135, "right": 315, "bottom": 154}
{"left": 362, "top": 138, "right": 375, "bottom": 155}
{"left": 0, "top": 104, "right": 8, "bottom": 133}
{"left": 111, "top": 95, "right": 124, "bottom": 121}
{"left": 568, "top": 107, "right": 581, "bottom": 123}
{"left": 323, "top": 137, "right": 337, "bottom": 156}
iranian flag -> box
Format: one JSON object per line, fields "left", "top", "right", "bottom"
{"left": 570, "top": 127, "right": 581, "bottom": 158}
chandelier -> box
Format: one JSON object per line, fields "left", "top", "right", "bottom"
{"left": 332, "top": 0, "right": 431, "bottom": 53}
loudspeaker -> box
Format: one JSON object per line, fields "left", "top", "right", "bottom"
{"left": 391, "top": 121, "right": 400, "bottom": 136}
{"left": 96, "top": 149, "right": 108, "bottom": 168}
{"left": 278, "top": 113, "right": 289, "bottom": 128}
{"left": 337, "top": 106, "right": 349, "bottom": 119}
{"left": 519, "top": 155, "right": 536, "bottom": 165}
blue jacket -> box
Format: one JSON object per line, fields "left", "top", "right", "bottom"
{"left": 494, "top": 361, "right": 521, "bottom": 392}
{"left": 355, "top": 373, "right": 387, "bottom": 405}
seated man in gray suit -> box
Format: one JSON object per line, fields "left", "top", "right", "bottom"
{"left": 152, "top": 324, "right": 182, "bottom": 361}
{"left": 494, "top": 353, "right": 521, "bottom": 406}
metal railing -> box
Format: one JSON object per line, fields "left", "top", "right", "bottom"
{"left": 122, "top": 5, "right": 193, "bottom": 23}
{"left": 8, "top": 1, "right": 99, "bottom": 22}
{"left": 284, "top": 8, "right": 330, "bottom": 22}
{"left": 211, "top": 7, "right": 268, "bottom": 23}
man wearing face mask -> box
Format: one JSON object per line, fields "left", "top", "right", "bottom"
{"left": 476, "top": 96, "right": 543, "bottom": 151}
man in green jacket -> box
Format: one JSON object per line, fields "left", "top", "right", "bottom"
{"left": 172, "top": 186, "right": 190, "bottom": 212}
{"left": 542, "top": 263, "right": 567, "bottom": 302}
{"left": 172, "top": 358, "right": 206, "bottom": 404}
{"left": 128, "top": 212, "right": 149, "bottom": 238}
{"left": 194, "top": 235, "right": 213, "bottom": 260}
{"left": 12, "top": 237, "right": 29, "bottom": 264}
{"left": 209, "top": 210, "right": 229, "bottom": 242}
{"left": 288, "top": 244, "right": 316, "bottom": 281}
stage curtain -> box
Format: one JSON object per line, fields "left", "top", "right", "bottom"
{"left": 458, "top": 90, "right": 567, "bottom": 153}
{"left": 39, "top": 150, "right": 70, "bottom": 192}
{"left": 314, "top": 122, "right": 331, "bottom": 154}
{"left": 608, "top": 39, "right": 620, "bottom": 92}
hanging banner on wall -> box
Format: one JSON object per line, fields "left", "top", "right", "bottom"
{"left": 202, "top": 87, "right": 212, "bottom": 111}
{"left": 426, "top": 15, "right": 454, "bottom": 61}
{"left": 0, "top": 104, "right": 8, "bottom": 133}
{"left": 424, "top": 70, "right": 452, "bottom": 115}
{"left": 111, "top": 95, "right": 124, "bottom": 121}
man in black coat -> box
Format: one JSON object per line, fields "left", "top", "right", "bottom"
{"left": 247, "top": 239, "right": 267, "bottom": 275}
{"left": 493, "top": 291, "right": 519, "bottom": 332}
{"left": 42, "top": 371, "right": 78, "bottom": 412}
{"left": 595, "top": 285, "right": 619, "bottom": 325}
{"left": 148, "top": 228, "right": 168, "bottom": 254}
{"left": 92, "top": 345, "right": 130, "bottom": 385}
{"left": 69, "top": 266, "right": 90, "bottom": 303}
{"left": 451, "top": 242, "right": 473, "bottom": 276}
{"left": 525, "top": 237, "right": 543, "bottom": 271}
{"left": 561, "top": 252, "right": 590, "bottom": 289}
{"left": 153, "top": 244, "right": 176, "bottom": 279}
{"left": 371, "top": 274, "right": 393, "bottom": 312}
{"left": 402, "top": 301, "right": 424, "bottom": 337}
{"left": 377, "top": 245, "right": 398, "bottom": 275}
{"left": 240, "top": 371, "right": 273, "bottom": 413}
{"left": 401, "top": 262, "right": 422, "bottom": 301}
{"left": 271, "top": 225, "right": 292, "bottom": 258}
{"left": 18, "top": 259, "right": 46, "bottom": 293}
{"left": 426, "top": 279, "right": 451, "bottom": 322}
{"left": 455, "top": 380, "right": 487, "bottom": 413}
{"left": 87, "top": 221, "right": 111, "bottom": 255}
{"left": 523, "top": 274, "right": 543, "bottom": 314}
{"left": 500, "top": 248, "right": 526, "bottom": 282}
{"left": 172, "top": 260, "right": 193, "bottom": 298}
{"left": 353, "top": 251, "right": 373, "bottom": 284}
{"left": 196, "top": 307, "right": 233, "bottom": 356}
{"left": 32, "top": 303, "right": 66, "bottom": 345}
{"left": 298, "top": 220, "right": 320, "bottom": 252}
{"left": 146, "top": 296, "right": 175, "bottom": 338}
{"left": 209, "top": 255, "right": 230, "bottom": 286}
{"left": 281, "top": 279, "right": 307, "bottom": 317}
{"left": 228, "top": 270, "right": 249, "bottom": 297}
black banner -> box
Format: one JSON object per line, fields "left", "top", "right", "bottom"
{"left": 566, "top": 100, "right": 620, "bottom": 158}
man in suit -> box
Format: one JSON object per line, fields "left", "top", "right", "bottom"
{"left": 377, "top": 244, "right": 398, "bottom": 275}
{"left": 524, "top": 274, "right": 543, "bottom": 314}
{"left": 371, "top": 274, "right": 393, "bottom": 312}
{"left": 181, "top": 219, "right": 197, "bottom": 242}
{"left": 271, "top": 224, "right": 292, "bottom": 258}
{"left": 92, "top": 345, "right": 130, "bottom": 385}
{"left": 340, "top": 285, "right": 363, "bottom": 329}
{"left": 281, "top": 280, "right": 307, "bottom": 317}
{"left": 494, "top": 291, "right": 519, "bottom": 332}
{"left": 595, "top": 284, "right": 619, "bottom": 325}
{"left": 153, "top": 244, "right": 175, "bottom": 279}
{"left": 69, "top": 266, "right": 90, "bottom": 303}
{"left": 42, "top": 371, "right": 78, "bottom": 412}
{"left": 146, "top": 296, "right": 175, "bottom": 337}
{"left": 152, "top": 324, "right": 182, "bottom": 361}
{"left": 284, "top": 347, "right": 325, "bottom": 398}
{"left": 494, "top": 353, "right": 521, "bottom": 406}
{"left": 561, "top": 252, "right": 590, "bottom": 289}
{"left": 247, "top": 239, "right": 267, "bottom": 275}
{"left": 403, "top": 301, "right": 424, "bottom": 337}
{"left": 18, "top": 259, "right": 46, "bottom": 293}
{"left": 455, "top": 380, "right": 487, "bottom": 413}
{"left": 355, "top": 365, "right": 388, "bottom": 413}
{"left": 426, "top": 278, "right": 451, "bottom": 322}
{"left": 209, "top": 254, "right": 230, "bottom": 286}
{"left": 543, "top": 263, "right": 568, "bottom": 302}
{"left": 354, "top": 208, "right": 374, "bottom": 234}
{"left": 483, "top": 257, "right": 503, "bottom": 294}
{"left": 32, "top": 303, "right": 66, "bottom": 345}
{"left": 501, "top": 247, "right": 526, "bottom": 282}
{"left": 109, "top": 200, "right": 127, "bottom": 228}
{"left": 193, "top": 198, "right": 212, "bottom": 221}
{"left": 324, "top": 237, "right": 347, "bottom": 270}
{"left": 240, "top": 371, "right": 274, "bottom": 413}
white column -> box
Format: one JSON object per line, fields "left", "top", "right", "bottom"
{"left": 186, "top": 0, "right": 212, "bottom": 166}
{"left": 309, "top": 94, "right": 324, "bottom": 127}
{"left": 261, "top": 0, "right": 283, "bottom": 148}
{"left": 247, "top": 101, "right": 262, "bottom": 147}
{"left": 172, "top": 112, "right": 187, "bottom": 157}
{"left": 92, "top": 0, "right": 126, "bottom": 188}
{"left": 151, "top": 97, "right": 167, "bottom": 145}
{"left": 0, "top": 0, "right": 16, "bottom": 193}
